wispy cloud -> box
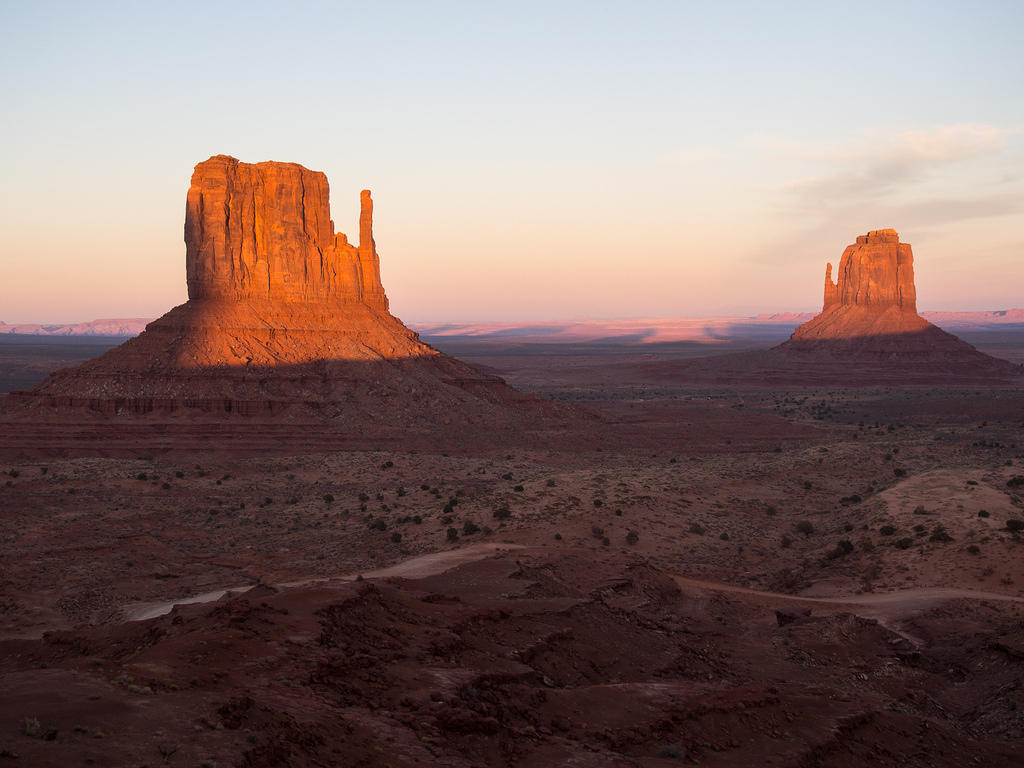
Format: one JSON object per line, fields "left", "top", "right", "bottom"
{"left": 784, "top": 123, "right": 1018, "bottom": 206}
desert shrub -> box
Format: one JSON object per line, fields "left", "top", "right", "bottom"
{"left": 358, "top": 493, "right": 370, "bottom": 503}
{"left": 175, "top": 471, "right": 184, "bottom": 478}
{"left": 20, "top": 717, "right": 41, "bottom": 737}
{"left": 1006, "top": 476, "right": 1024, "bottom": 488}
{"left": 894, "top": 537, "right": 914, "bottom": 550}
{"left": 369, "top": 519, "right": 387, "bottom": 531}
{"left": 879, "top": 525, "right": 896, "bottom": 536}
{"left": 893, "top": 468, "right": 907, "bottom": 477}
{"left": 323, "top": 494, "right": 334, "bottom": 503}
{"left": 689, "top": 523, "right": 705, "bottom": 535}
{"left": 840, "top": 494, "right": 862, "bottom": 505}
{"left": 554, "top": 533, "right": 562, "bottom": 540}
{"left": 601, "top": 536, "right": 610, "bottom": 546}
{"left": 913, "top": 524, "right": 926, "bottom": 533}
{"left": 929, "top": 525, "right": 953, "bottom": 543}
{"left": 546, "top": 478, "right": 556, "bottom": 487}
{"left": 967, "top": 545, "right": 980, "bottom": 555}
{"left": 161, "top": 482, "right": 171, "bottom": 490}
{"left": 795, "top": 521, "right": 814, "bottom": 535}
{"left": 446, "top": 527, "right": 459, "bottom": 541}
{"left": 978, "top": 509, "right": 990, "bottom": 518}
{"left": 397, "top": 487, "right": 406, "bottom": 497}
{"left": 380, "top": 461, "right": 394, "bottom": 469}
{"left": 780, "top": 535, "right": 793, "bottom": 548}
{"left": 501, "top": 472, "right": 513, "bottom": 480}
{"left": 626, "top": 530, "right": 639, "bottom": 545}
{"left": 719, "top": 532, "right": 730, "bottom": 541}
{"left": 1007, "top": 519, "right": 1024, "bottom": 532}
{"left": 827, "top": 539, "right": 854, "bottom": 559}
{"left": 591, "top": 525, "right": 605, "bottom": 538}
{"left": 420, "top": 484, "right": 430, "bottom": 491}
{"left": 462, "top": 520, "right": 480, "bottom": 535}
{"left": 493, "top": 506, "right": 512, "bottom": 520}
{"left": 390, "top": 531, "right": 402, "bottom": 543}
{"left": 136, "top": 472, "right": 148, "bottom": 481}
{"left": 514, "top": 485, "right": 524, "bottom": 492}
{"left": 413, "top": 515, "right": 422, "bottom": 524}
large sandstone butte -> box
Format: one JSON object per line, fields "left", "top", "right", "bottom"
{"left": 2, "top": 156, "right": 546, "bottom": 434}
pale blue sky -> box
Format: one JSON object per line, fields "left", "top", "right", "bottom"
{"left": 2, "top": 1, "right": 1022, "bottom": 322}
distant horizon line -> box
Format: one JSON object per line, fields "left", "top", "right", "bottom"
{"left": 2, "top": 307, "right": 1023, "bottom": 331}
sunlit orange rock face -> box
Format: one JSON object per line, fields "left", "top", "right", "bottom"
{"left": 790, "top": 229, "right": 931, "bottom": 343}
{"left": 185, "top": 156, "right": 386, "bottom": 309}
{"left": 4, "top": 157, "right": 533, "bottom": 421}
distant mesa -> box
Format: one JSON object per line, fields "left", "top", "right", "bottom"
{"left": 2, "top": 155, "right": 542, "bottom": 427}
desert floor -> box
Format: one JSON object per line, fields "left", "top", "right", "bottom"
{"left": 1, "top": 333, "right": 1023, "bottom": 766}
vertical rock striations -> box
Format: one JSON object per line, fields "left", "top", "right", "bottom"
{"left": 183, "top": 155, "right": 387, "bottom": 309}
{"left": 821, "top": 229, "right": 916, "bottom": 313}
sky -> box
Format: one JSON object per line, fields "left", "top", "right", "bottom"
{"left": 1, "top": 0, "right": 1022, "bottom": 323}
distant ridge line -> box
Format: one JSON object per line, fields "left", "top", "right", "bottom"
{"left": 3, "top": 309, "right": 1022, "bottom": 341}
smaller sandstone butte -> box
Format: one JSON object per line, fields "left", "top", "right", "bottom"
{"left": 642, "top": 229, "right": 1022, "bottom": 385}
{"left": 2, "top": 156, "right": 550, "bottom": 439}
{"left": 775, "top": 229, "right": 1020, "bottom": 377}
